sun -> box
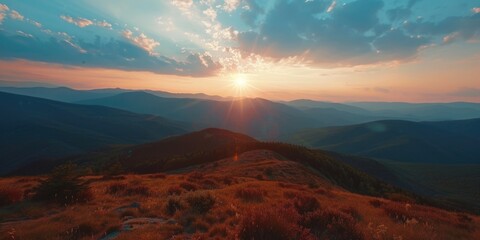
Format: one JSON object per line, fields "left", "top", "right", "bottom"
{"left": 234, "top": 76, "right": 247, "bottom": 90}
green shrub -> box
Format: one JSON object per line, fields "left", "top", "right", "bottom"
{"left": 33, "top": 163, "right": 92, "bottom": 204}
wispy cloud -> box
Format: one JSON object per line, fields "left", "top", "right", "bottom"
{"left": 60, "top": 15, "right": 112, "bottom": 29}
{"left": 327, "top": 1, "right": 337, "bottom": 13}
{"left": 61, "top": 15, "right": 93, "bottom": 27}
{"left": 9, "top": 10, "right": 24, "bottom": 21}
{"left": 122, "top": 29, "right": 160, "bottom": 55}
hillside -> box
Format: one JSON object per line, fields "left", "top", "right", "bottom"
{"left": 288, "top": 119, "right": 480, "bottom": 164}
{"left": 78, "top": 91, "right": 319, "bottom": 139}
{"left": 0, "top": 91, "right": 188, "bottom": 175}
{"left": 1, "top": 149, "right": 478, "bottom": 239}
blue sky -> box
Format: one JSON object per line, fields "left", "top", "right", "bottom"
{"left": 0, "top": 0, "right": 479, "bottom": 101}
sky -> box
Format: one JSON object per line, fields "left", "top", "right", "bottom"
{"left": 0, "top": 0, "right": 479, "bottom": 102}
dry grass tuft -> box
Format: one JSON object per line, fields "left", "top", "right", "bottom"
{"left": 186, "top": 191, "right": 216, "bottom": 214}
{"left": 235, "top": 188, "right": 266, "bottom": 203}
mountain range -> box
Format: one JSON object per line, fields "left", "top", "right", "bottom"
{"left": 0, "top": 91, "right": 187, "bottom": 175}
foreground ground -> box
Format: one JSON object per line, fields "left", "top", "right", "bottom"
{"left": 1, "top": 150, "right": 479, "bottom": 240}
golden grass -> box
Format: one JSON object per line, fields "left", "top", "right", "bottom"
{"left": 1, "top": 151, "right": 479, "bottom": 239}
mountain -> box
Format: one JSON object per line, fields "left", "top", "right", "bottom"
{"left": 78, "top": 91, "right": 319, "bottom": 139}
{"left": 0, "top": 86, "right": 128, "bottom": 102}
{"left": 345, "top": 102, "right": 480, "bottom": 121}
{"left": 286, "top": 99, "right": 371, "bottom": 115}
{"left": 0, "top": 91, "right": 188, "bottom": 175}
{"left": 0, "top": 86, "right": 230, "bottom": 103}
{"left": 287, "top": 119, "right": 480, "bottom": 164}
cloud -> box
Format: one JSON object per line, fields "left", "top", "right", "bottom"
{"left": 171, "top": 0, "right": 193, "bottom": 14}
{"left": 61, "top": 15, "right": 112, "bottom": 29}
{"left": 30, "top": 20, "right": 42, "bottom": 28}
{"left": 0, "top": 4, "right": 8, "bottom": 12}
{"left": 61, "top": 15, "right": 93, "bottom": 27}
{"left": 0, "top": 13, "right": 5, "bottom": 24}
{"left": 0, "top": 31, "right": 221, "bottom": 77}
{"left": 96, "top": 20, "right": 112, "bottom": 29}
{"left": 203, "top": 7, "right": 217, "bottom": 21}
{"left": 122, "top": 30, "right": 160, "bottom": 55}
{"left": 223, "top": 0, "right": 240, "bottom": 12}
{"left": 236, "top": 0, "right": 480, "bottom": 67}
{"left": 9, "top": 10, "right": 24, "bottom": 21}
{"left": 326, "top": 1, "right": 337, "bottom": 13}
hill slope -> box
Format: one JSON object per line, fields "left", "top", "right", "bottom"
{"left": 0, "top": 91, "right": 188, "bottom": 175}
{"left": 78, "top": 91, "right": 319, "bottom": 139}
{"left": 287, "top": 119, "right": 480, "bottom": 164}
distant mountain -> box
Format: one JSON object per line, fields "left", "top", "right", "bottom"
{"left": 0, "top": 86, "right": 230, "bottom": 103}
{"left": 345, "top": 102, "right": 480, "bottom": 121}
{"left": 78, "top": 91, "right": 319, "bottom": 139}
{"left": 0, "top": 86, "right": 128, "bottom": 102}
{"left": 287, "top": 119, "right": 480, "bottom": 164}
{"left": 286, "top": 99, "right": 371, "bottom": 115}
{"left": 0, "top": 91, "right": 188, "bottom": 175}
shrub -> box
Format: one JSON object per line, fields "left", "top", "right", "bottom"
{"left": 106, "top": 183, "right": 128, "bottom": 195}
{"left": 209, "top": 224, "right": 228, "bottom": 238}
{"left": 369, "top": 199, "right": 384, "bottom": 208}
{"left": 33, "top": 163, "right": 92, "bottom": 204}
{"left": 237, "top": 206, "right": 308, "bottom": 240}
{"left": 180, "top": 182, "right": 199, "bottom": 191}
{"left": 186, "top": 191, "right": 216, "bottom": 214}
{"left": 166, "top": 196, "right": 183, "bottom": 215}
{"left": 341, "top": 206, "right": 362, "bottom": 221}
{"left": 301, "top": 209, "right": 364, "bottom": 240}
{"left": 293, "top": 194, "right": 320, "bottom": 214}
{"left": 381, "top": 202, "right": 416, "bottom": 223}
{"left": 0, "top": 188, "right": 23, "bottom": 207}
{"left": 167, "top": 186, "right": 183, "bottom": 196}
{"left": 235, "top": 188, "right": 265, "bottom": 202}
{"left": 283, "top": 191, "right": 297, "bottom": 199}
{"left": 124, "top": 186, "right": 150, "bottom": 196}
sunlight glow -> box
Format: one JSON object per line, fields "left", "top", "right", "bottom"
{"left": 234, "top": 76, "right": 247, "bottom": 90}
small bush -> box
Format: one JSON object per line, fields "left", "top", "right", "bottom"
{"left": 124, "top": 186, "right": 150, "bottom": 196}
{"left": 283, "top": 191, "right": 297, "bottom": 199}
{"left": 237, "top": 206, "right": 307, "bottom": 240}
{"left": 369, "top": 199, "right": 384, "bottom": 208}
{"left": 33, "top": 163, "right": 93, "bottom": 204}
{"left": 166, "top": 196, "right": 183, "bottom": 215}
{"left": 293, "top": 194, "right": 320, "bottom": 214}
{"left": 381, "top": 202, "right": 416, "bottom": 223}
{"left": 186, "top": 191, "right": 216, "bottom": 214}
{"left": 209, "top": 224, "right": 228, "bottom": 238}
{"left": 0, "top": 188, "right": 23, "bottom": 206}
{"left": 341, "top": 206, "right": 362, "bottom": 221}
{"left": 235, "top": 188, "right": 265, "bottom": 202}
{"left": 167, "top": 186, "right": 183, "bottom": 195}
{"left": 106, "top": 183, "right": 128, "bottom": 195}
{"left": 180, "top": 182, "right": 199, "bottom": 191}
{"left": 301, "top": 209, "right": 364, "bottom": 240}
